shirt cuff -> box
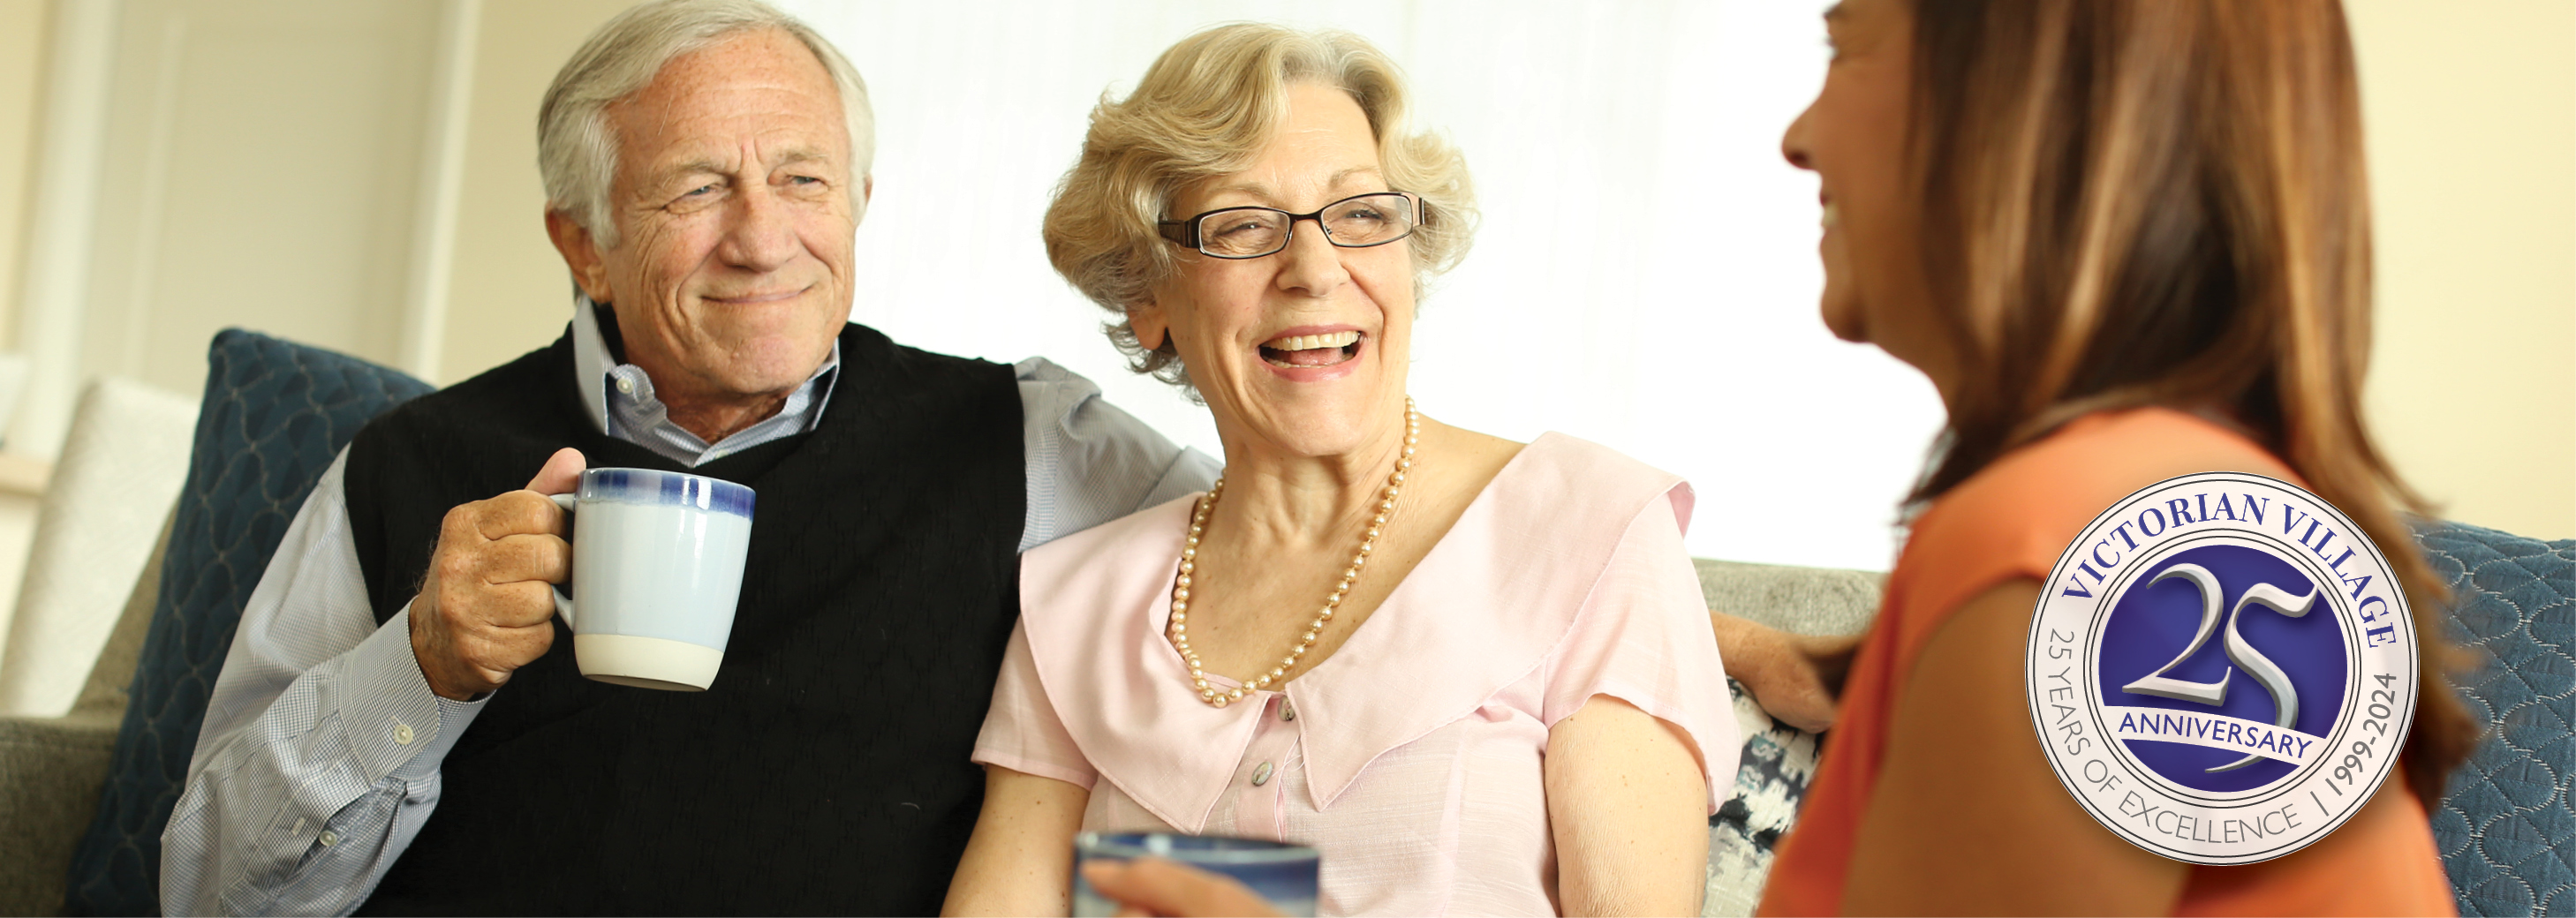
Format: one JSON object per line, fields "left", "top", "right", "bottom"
{"left": 342, "top": 603, "right": 487, "bottom": 784}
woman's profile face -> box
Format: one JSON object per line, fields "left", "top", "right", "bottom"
{"left": 1783, "top": 0, "right": 1952, "bottom": 386}
{"left": 1133, "top": 82, "right": 1418, "bottom": 458}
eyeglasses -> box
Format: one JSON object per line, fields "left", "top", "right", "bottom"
{"left": 1157, "top": 192, "right": 1420, "bottom": 260}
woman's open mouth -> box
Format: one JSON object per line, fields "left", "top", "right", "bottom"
{"left": 1259, "top": 330, "right": 1362, "bottom": 369}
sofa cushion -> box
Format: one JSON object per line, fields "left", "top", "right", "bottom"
{"left": 60, "top": 331, "right": 431, "bottom": 915}
{"left": 2420, "top": 520, "right": 2576, "bottom": 917}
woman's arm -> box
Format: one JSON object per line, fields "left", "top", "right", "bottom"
{"left": 942, "top": 765, "right": 1092, "bottom": 916}
{"left": 1841, "top": 579, "right": 2185, "bottom": 915}
{"left": 1545, "top": 694, "right": 1711, "bottom": 916}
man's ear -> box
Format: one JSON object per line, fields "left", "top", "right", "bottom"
{"left": 1127, "top": 298, "right": 1172, "bottom": 355}
{"left": 545, "top": 209, "right": 616, "bottom": 304}
{"left": 850, "top": 173, "right": 875, "bottom": 225}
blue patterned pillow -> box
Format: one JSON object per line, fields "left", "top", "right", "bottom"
{"left": 61, "top": 330, "right": 433, "bottom": 915}
{"left": 1706, "top": 679, "right": 1820, "bottom": 916}
{"left": 2420, "top": 520, "right": 2576, "bottom": 917}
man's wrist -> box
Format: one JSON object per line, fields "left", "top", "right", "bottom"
{"left": 404, "top": 594, "right": 483, "bottom": 702}
{"left": 350, "top": 607, "right": 489, "bottom": 783}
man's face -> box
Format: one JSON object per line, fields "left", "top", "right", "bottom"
{"left": 550, "top": 28, "right": 861, "bottom": 405}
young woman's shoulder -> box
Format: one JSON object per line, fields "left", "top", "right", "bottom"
{"left": 1897, "top": 407, "right": 2294, "bottom": 630}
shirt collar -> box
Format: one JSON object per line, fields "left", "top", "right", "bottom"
{"left": 568, "top": 291, "right": 843, "bottom": 440}
{"left": 571, "top": 292, "right": 616, "bottom": 435}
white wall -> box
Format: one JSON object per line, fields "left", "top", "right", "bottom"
{"left": 4, "top": 1, "right": 2557, "bottom": 576}
{"left": 2348, "top": 0, "right": 2575, "bottom": 540}
{"left": 73, "top": 0, "right": 439, "bottom": 400}
{"left": 0, "top": 0, "right": 50, "bottom": 354}
{"left": 785, "top": 0, "right": 1943, "bottom": 571}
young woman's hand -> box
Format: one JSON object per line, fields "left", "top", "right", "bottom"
{"left": 1712, "top": 611, "right": 1862, "bottom": 733}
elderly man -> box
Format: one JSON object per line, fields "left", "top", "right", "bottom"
{"left": 157, "top": 2, "right": 1213, "bottom": 913}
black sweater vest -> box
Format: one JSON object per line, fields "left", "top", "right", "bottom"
{"left": 343, "top": 323, "right": 1024, "bottom": 915}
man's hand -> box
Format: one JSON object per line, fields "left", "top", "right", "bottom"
{"left": 1711, "top": 611, "right": 1862, "bottom": 734}
{"left": 1079, "top": 858, "right": 1283, "bottom": 918}
{"left": 409, "top": 448, "right": 585, "bottom": 700}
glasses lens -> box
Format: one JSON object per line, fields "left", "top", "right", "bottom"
{"left": 1322, "top": 194, "right": 1416, "bottom": 246}
{"left": 1197, "top": 209, "right": 1290, "bottom": 258}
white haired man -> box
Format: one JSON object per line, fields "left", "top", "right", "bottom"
{"left": 157, "top": 2, "right": 1216, "bottom": 913}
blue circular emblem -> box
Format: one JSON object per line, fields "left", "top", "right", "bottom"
{"left": 2027, "top": 473, "right": 2415, "bottom": 864}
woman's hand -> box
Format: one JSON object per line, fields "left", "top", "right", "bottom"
{"left": 1078, "top": 858, "right": 1285, "bottom": 918}
{"left": 1712, "top": 611, "right": 1862, "bottom": 733}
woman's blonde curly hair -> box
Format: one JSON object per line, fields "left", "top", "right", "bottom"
{"left": 1041, "top": 23, "right": 1477, "bottom": 394}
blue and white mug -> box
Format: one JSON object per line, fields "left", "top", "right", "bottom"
{"left": 546, "top": 468, "right": 755, "bottom": 691}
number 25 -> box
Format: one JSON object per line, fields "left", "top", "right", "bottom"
{"left": 2120, "top": 563, "right": 2318, "bottom": 773}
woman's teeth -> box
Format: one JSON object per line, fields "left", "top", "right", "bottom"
{"left": 1259, "top": 330, "right": 1362, "bottom": 368}
{"left": 1266, "top": 330, "right": 1360, "bottom": 351}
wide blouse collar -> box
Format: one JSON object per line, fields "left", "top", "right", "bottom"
{"left": 1016, "top": 433, "right": 1692, "bottom": 832}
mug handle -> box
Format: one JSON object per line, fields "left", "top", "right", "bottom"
{"left": 548, "top": 493, "right": 578, "bottom": 630}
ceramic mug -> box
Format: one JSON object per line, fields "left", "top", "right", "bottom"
{"left": 547, "top": 468, "right": 755, "bottom": 691}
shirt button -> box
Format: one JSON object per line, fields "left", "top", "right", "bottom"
{"left": 392, "top": 722, "right": 415, "bottom": 746}
{"left": 1280, "top": 700, "right": 1296, "bottom": 722}
{"left": 616, "top": 376, "right": 635, "bottom": 394}
{"left": 1250, "top": 761, "right": 1274, "bottom": 786}
{"left": 318, "top": 831, "right": 341, "bottom": 847}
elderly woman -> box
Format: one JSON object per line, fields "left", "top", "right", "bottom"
{"left": 941, "top": 24, "right": 1734, "bottom": 917}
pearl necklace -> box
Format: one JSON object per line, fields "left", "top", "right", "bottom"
{"left": 1169, "top": 397, "right": 1419, "bottom": 708}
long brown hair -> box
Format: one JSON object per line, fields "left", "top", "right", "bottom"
{"left": 1903, "top": 0, "right": 2474, "bottom": 802}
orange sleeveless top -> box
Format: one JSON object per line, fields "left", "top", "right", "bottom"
{"left": 1756, "top": 408, "right": 2455, "bottom": 916}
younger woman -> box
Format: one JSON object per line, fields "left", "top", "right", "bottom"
{"left": 1762, "top": 0, "right": 2474, "bottom": 913}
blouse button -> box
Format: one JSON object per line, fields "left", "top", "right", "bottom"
{"left": 1250, "top": 761, "right": 1274, "bottom": 786}
{"left": 1279, "top": 700, "right": 1296, "bottom": 722}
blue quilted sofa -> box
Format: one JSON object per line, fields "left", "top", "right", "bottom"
{"left": 0, "top": 328, "right": 2566, "bottom": 915}
{"left": 2421, "top": 523, "right": 2576, "bottom": 914}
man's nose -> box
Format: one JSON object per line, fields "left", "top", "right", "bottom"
{"left": 1273, "top": 217, "right": 1352, "bottom": 297}
{"left": 716, "top": 182, "right": 799, "bottom": 272}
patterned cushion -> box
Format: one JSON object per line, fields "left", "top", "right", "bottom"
{"left": 61, "top": 331, "right": 432, "bottom": 915}
{"left": 2421, "top": 520, "right": 2576, "bottom": 917}
{"left": 1705, "top": 679, "right": 1821, "bottom": 917}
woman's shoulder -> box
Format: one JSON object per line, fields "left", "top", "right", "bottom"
{"left": 1899, "top": 407, "right": 2292, "bottom": 613}
{"left": 1489, "top": 433, "right": 1693, "bottom": 534}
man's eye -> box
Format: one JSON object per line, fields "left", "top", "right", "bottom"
{"left": 681, "top": 183, "right": 719, "bottom": 199}
{"left": 787, "top": 175, "right": 822, "bottom": 185}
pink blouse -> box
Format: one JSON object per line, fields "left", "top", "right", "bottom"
{"left": 974, "top": 433, "right": 1738, "bottom": 916}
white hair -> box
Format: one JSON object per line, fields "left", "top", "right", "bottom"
{"left": 539, "top": 0, "right": 873, "bottom": 248}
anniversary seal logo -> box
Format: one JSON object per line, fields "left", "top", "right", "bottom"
{"left": 2024, "top": 472, "right": 2417, "bottom": 865}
